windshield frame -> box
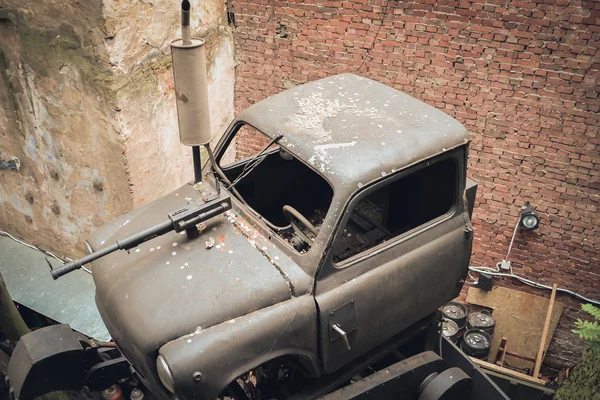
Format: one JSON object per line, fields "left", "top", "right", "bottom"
{"left": 213, "top": 120, "right": 337, "bottom": 258}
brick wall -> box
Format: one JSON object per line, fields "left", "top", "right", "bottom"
{"left": 230, "top": 0, "right": 599, "bottom": 367}
{"left": 235, "top": 124, "right": 275, "bottom": 159}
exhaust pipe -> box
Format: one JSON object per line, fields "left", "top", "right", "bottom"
{"left": 171, "top": 0, "right": 211, "bottom": 182}
{"left": 181, "top": 0, "right": 191, "bottom": 44}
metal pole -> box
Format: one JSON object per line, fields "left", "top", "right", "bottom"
{"left": 181, "top": 0, "right": 192, "bottom": 45}
{"left": 0, "top": 272, "right": 30, "bottom": 347}
{"left": 192, "top": 145, "right": 202, "bottom": 183}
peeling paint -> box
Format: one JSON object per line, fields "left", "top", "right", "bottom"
{"left": 225, "top": 210, "right": 294, "bottom": 294}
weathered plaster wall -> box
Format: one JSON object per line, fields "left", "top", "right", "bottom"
{"left": 0, "top": 1, "right": 235, "bottom": 256}
{"left": 104, "top": 0, "right": 235, "bottom": 207}
{"left": 0, "top": 2, "right": 132, "bottom": 256}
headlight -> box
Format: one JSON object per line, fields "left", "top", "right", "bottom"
{"left": 157, "top": 355, "right": 175, "bottom": 393}
{"left": 520, "top": 214, "right": 539, "bottom": 230}
{"left": 518, "top": 202, "right": 540, "bottom": 231}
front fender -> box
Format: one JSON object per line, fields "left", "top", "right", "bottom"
{"left": 159, "top": 295, "right": 320, "bottom": 399}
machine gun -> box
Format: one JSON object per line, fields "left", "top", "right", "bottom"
{"left": 48, "top": 192, "right": 231, "bottom": 279}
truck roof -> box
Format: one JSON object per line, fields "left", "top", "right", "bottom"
{"left": 238, "top": 74, "right": 469, "bottom": 192}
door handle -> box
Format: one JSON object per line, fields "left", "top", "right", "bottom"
{"left": 332, "top": 324, "right": 351, "bottom": 351}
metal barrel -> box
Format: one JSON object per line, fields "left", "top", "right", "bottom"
{"left": 49, "top": 220, "right": 173, "bottom": 279}
{"left": 461, "top": 329, "right": 492, "bottom": 360}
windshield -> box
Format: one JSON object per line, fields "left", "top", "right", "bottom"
{"left": 216, "top": 123, "right": 333, "bottom": 252}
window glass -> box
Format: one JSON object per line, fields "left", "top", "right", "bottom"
{"left": 332, "top": 158, "right": 457, "bottom": 263}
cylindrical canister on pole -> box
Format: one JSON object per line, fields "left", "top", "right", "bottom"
{"left": 170, "top": 38, "right": 211, "bottom": 146}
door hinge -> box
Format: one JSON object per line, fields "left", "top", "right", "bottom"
{"left": 463, "top": 226, "right": 472, "bottom": 238}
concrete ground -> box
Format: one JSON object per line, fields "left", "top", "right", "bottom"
{"left": 0, "top": 234, "right": 109, "bottom": 341}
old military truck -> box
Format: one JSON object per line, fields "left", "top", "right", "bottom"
{"left": 7, "top": 73, "right": 475, "bottom": 400}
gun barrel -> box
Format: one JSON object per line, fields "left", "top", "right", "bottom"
{"left": 50, "top": 220, "right": 173, "bottom": 280}
{"left": 49, "top": 243, "right": 119, "bottom": 279}
{"left": 49, "top": 192, "right": 232, "bottom": 280}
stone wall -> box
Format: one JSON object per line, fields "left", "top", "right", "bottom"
{"left": 0, "top": 0, "right": 234, "bottom": 256}
{"left": 230, "top": 0, "right": 599, "bottom": 367}
{"left": 0, "top": 1, "right": 133, "bottom": 256}
{"left": 104, "top": 0, "right": 235, "bottom": 207}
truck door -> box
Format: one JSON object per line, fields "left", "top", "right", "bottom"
{"left": 314, "top": 149, "right": 472, "bottom": 373}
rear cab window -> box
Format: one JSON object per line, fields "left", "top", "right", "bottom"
{"left": 332, "top": 157, "right": 458, "bottom": 264}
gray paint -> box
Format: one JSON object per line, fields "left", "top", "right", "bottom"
{"left": 82, "top": 74, "right": 473, "bottom": 399}
{"left": 314, "top": 148, "right": 471, "bottom": 372}
{"left": 160, "top": 296, "right": 319, "bottom": 399}
{"left": 236, "top": 74, "right": 468, "bottom": 193}
{"left": 89, "top": 183, "right": 294, "bottom": 359}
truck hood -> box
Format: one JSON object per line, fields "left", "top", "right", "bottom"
{"left": 88, "top": 183, "right": 293, "bottom": 358}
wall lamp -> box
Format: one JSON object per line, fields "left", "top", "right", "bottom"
{"left": 497, "top": 202, "right": 541, "bottom": 271}
{"left": 518, "top": 202, "right": 540, "bottom": 231}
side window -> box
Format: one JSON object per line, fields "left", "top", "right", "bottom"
{"left": 332, "top": 158, "right": 458, "bottom": 263}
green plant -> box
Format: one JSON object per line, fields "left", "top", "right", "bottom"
{"left": 555, "top": 304, "right": 600, "bottom": 400}
{"left": 572, "top": 303, "right": 600, "bottom": 352}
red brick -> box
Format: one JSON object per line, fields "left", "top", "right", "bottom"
{"left": 231, "top": 0, "right": 599, "bottom": 367}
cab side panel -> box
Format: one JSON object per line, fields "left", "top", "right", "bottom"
{"left": 315, "top": 148, "right": 471, "bottom": 373}
{"left": 316, "top": 215, "right": 471, "bottom": 372}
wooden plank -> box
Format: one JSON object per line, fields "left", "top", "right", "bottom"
{"left": 470, "top": 357, "right": 547, "bottom": 386}
{"left": 466, "top": 286, "right": 563, "bottom": 370}
{"left": 495, "top": 337, "right": 507, "bottom": 365}
{"left": 505, "top": 351, "right": 536, "bottom": 363}
{"left": 533, "top": 283, "right": 558, "bottom": 378}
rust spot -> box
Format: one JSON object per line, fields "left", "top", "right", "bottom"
{"left": 217, "top": 234, "right": 227, "bottom": 244}
{"left": 177, "top": 93, "right": 189, "bottom": 103}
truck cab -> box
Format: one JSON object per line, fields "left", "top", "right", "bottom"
{"left": 8, "top": 74, "right": 473, "bottom": 400}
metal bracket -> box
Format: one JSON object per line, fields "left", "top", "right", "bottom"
{"left": 463, "top": 226, "right": 472, "bottom": 238}
{"left": 0, "top": 9, "right": 15, "bottom": 22}
{"left": 85, "top": 357, "right": 131, "bottom": 391}
{"left": 0, "top": 157, "right": 20, "bottom": 170}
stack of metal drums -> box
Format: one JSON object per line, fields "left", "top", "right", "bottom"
{"left": 440, "top": 302, "right": 496, "bottom": 361}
